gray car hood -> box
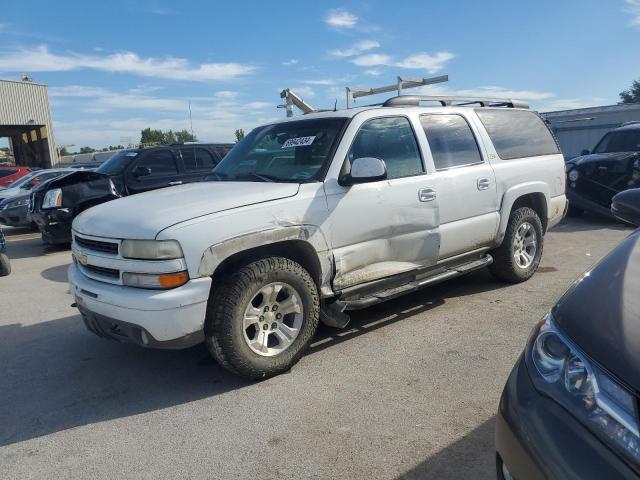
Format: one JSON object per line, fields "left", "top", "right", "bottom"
{"left": 72, "top": 181, "right": 300, "bottom": 239}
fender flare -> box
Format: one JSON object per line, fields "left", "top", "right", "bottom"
{"left": 496, "top": 182, "right": 550, "bottom": 243}
{"left": 198, "top": 224, "right": 335, "bottom": 296}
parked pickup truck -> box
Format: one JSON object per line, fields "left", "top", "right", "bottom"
{"left": 68, "top": 95, "right": 567, "bottom": 379}
{"left": 31, "top": 143, "right": 233, "bottom": 244}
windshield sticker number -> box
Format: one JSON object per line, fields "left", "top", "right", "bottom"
{"left": 125, "top": 152, "right": 138, "bottom": 157}
{"left": 282, "top": 136, "right": 316, "bottom": 149}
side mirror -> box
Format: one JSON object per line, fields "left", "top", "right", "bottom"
{"left": 611, "top": 188, "right": 640, "bottom": 227}
{"left": 133, "top": 166, "right": 151, "bottom": 178}
{"left": 580, "top": 149, "right": 590, "bottom": 156}
{"left": 339, "top": 157, "right": 387, "bottom": 186}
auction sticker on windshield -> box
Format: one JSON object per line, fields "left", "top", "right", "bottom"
{"left": 282, "top": 136, "right": 316, "bottom": 148}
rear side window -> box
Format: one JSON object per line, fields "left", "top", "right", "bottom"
{"left": 349, "top": 116, "right": 423, "bottom": 179}
{"left": 0, "top": 169, "right": 17, "bottom": 178}
{"left": 475, "top": 109, "right": 560, "bottom": 160}
{"left": 135, "top": 150, "right": 178, "bottom": 176}
{"left": 420, "top": 114, "right": 482, "bottom": 170}
{"left": 181, "top": 147, "right": 218, "bottom": 171}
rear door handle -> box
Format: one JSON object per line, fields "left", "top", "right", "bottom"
{"left": 418, "top": 187, "right": 436, "bottom": 202}
{"left": 168, "top": 181, "right": 183, "bottom": 186}
{"left": 477, "top": 178, "right": 491, "bottom": 190}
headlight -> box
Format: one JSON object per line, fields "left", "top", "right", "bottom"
{"left": 122, "top": 271, "right": 189, "bottom": 289}
{"left": 42, "top": 188, "right": 62, "bottom": 209}
{"left": 121, "top": 239, "right": 184, "bottom": 260}
{"left": 527, "top": 314, "right": 640, "bottom": 465}
{"left": 4, "top": 198, "right": 29, "bottom": 209}
{"left": 568, "top": 169, "right": 580, "bottom": 182}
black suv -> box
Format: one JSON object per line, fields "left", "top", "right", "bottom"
{"left": 566, "top": 122, "right": 640, "bottom": 218}
{"left": 31, "top": 143, "right": 233, "bottom": 244}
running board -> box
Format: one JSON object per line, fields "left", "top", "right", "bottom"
{"left": 339, "top": 254, "right": 492, "bottom": 311}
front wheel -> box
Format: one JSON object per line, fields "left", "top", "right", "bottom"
{"left": 489, "top": 207, "right": 543, "bottom": 283}
{"left": 205, "top": 257, "right": 320, "bottom": 379}
{"left": 0, "top": 253, "right": 11, "bottom": 276}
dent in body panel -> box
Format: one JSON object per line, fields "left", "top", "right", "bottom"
{"left": 198, "top": 224, "right": 335, "bottom": 296}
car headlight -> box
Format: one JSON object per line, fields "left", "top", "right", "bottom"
{"left": 42, "top": 188, "right": 63, "bottom": 209}
{"left": 4, "top": 198, "right": 29, "bottom": 209}
{"left": 122, "top": 271, "right": 189, "bottom": 289}
{"left": 526, "top": 314, "right": 640, "bottom": 466}
{"left": 121, "top": 239, "right": 184, "bottom": 260}
{"left": 568, "top": 169, "right": 580, "bottom": 182}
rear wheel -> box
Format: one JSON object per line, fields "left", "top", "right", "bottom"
{"left": 0, "top": 253, "right": 11, "bottom": 276}
{"left": 489, "top": 207, "right": 543, "bottom": 283}
{"left": 567, "top": 205, "right": 583, "bottom": 217}
{"left": 205, "top": 257, "right": 320, "bottom": 379}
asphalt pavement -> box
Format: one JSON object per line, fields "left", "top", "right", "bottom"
{"left": 0, "top": 217, "right": 632, "bottom": 479}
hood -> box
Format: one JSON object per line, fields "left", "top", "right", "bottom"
{"left": 569, "top": 151, "right": 640, "bottom": 168}
{"left": 72, "top": 181, "right": 300, "bottom": 239}
{"left": 553, "top": 231, "right": 640, "bottom": 392}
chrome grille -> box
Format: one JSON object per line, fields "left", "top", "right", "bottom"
{"left": 75, "top": 236, "right": 119, "bottom": 255}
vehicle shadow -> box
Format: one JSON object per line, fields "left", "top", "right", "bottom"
{"left": 553, "top": 215, "right": 631, "bottom": 233}
{"left": 0, "top": 269, "right": 505, "bottom": 448}
{"left": 397, "top": 416, "right": 496, "bottom": 479}
{"left": 40, "top": 263, "right": 69, "bottom": 283}
{"left": 4, "top": 236, "right": 69, "bottom": 260}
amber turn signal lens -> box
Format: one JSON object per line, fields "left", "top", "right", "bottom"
{"left": 157, "top": 271, "right": 189, "bottom": 288}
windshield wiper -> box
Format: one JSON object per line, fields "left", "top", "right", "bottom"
{"left": 236, "top": 172, "right": 281, "bottom": 182}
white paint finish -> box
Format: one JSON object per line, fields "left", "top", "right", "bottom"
{"left": 72, "top": 181, "right": 300, "bottom": 239}
{"left": 68, "top": 263, "right": 210, "bottom": 340}
{"left": 67, "top": 104, "right": 567, "bottom": 342}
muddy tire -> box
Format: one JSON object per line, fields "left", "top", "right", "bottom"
{"left": 489, "top": 207, "right": 543, "bottom": 283}
{"left": 205, "top": 257, "right": 320, "bottom": 380}
{"left": 0, "top": 253, "right": 11, "bottom": 276}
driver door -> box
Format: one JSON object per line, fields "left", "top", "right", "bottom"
{"left": 324, "top": 115, "right": 440, "bottom": 291}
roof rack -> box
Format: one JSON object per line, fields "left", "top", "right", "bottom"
{"left": 382, "top": 95, "right": 529, "bottom": 109}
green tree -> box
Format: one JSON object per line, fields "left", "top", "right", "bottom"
{"left": 59, "top": 146, "right": 69, "bottom": 156}
{"left": 234, "top": 128, "right": 245, "bottom": 142}
{"left": 620, "top": 79, "right": 640, "bottom": 104}
{"left": 163, "top": 130, "right": 177, "bottom": 144}
{"left": 175, "top": 129, "right": 197, "bottom": 143}
{"left": 79, "top": 146, "right": 96, "bottom": 154}
{"left": 140, "top": 128, "right": 165, "bottom": 146}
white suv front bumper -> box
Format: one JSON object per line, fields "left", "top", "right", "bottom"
{"left": 69, "top": 263, "right": 211, "bottom": 347}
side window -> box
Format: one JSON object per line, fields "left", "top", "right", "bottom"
{"left": 420, "top": 114, "right": 482, "bottom": 170}
{"left": 475, "top": 109, "right": 560, "bottom": 160}
{"left": 135, "top": 150, "right": 178, "bottom": 176}
{"left": 181, "top": 148, "right": 218, "bottom": 171}
{"left": 196, "top": 148, "right": 217, "bottom": 169}
{"left": 348, "top": 116, "right": 423, "bottom": 179}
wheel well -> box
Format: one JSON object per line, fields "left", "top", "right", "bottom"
{"left": 512, "top": 193, "right": 548, "bottom": 232}
{"left": 211, "top": 240, "right": 323, "bottom": 288}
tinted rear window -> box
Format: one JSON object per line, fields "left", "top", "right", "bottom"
{"left": 475, "top": 109, "right": 559, "bottom": 160}
{"left": 0, "top": 169, "right": 18, "bottom": 178}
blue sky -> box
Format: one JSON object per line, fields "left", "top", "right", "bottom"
{"left": 1, "top": 0, "right": 639, "bottom": 149}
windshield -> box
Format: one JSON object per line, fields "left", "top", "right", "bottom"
{"left": 593, "top": 130, "right": 640, "bottom": 154}
{"left": 8, "top": 171, "right": 38, "bottom": 189}
{"left": 211, "top": 118, "right": 347, "bottom": 182}
{"left": 96, "top": 150, "right": 139, "bottom": 175}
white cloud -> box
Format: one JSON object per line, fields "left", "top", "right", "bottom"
{"left": 364, "top": 69, "right": 383, "bottom": 76}
{"left": 417, "top": 84, "right": 555, "bottom": 102}
{"left": 325, "top": 9, "right": 358, "bottom": 29}
{"left": 214, "top": 90, "right": 240, "bottom": 100}
{"left": 537, "top": 97, "right": 607, "bottom": 112}
{"left": 302, "top": 79, "right": 337, "bottom": 85}
{"left": 283, "top": 59, "right": 298, "bottom": 66}
{"left": 351, "top": 53, "right": 392, "bottom": 67}
{"left": 351, "top": 51, "right": 454, "bottom": 73}
{"left": 246, "top": 101, "right": 274, "bottom": 109}
{"left": 626, "top": 0, "right": 640, "bottom": 25}
{"left": 288, "top": 86, "right": 316, "bottom": 99}
{"left": 329, "top": 40, "right": 380, "bottom": 58}
{"left": 0, "top": 45, "right": 256, "bottom": 81}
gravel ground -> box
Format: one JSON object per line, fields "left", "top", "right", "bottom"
{"left": 0, "top": 217, "right": 632, "bottom": 479}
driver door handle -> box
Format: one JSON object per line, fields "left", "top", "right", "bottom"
{"left": 477, "top": 178, "right": 491, "bottom": 190}
{"left": 418, "top": 187, "right": 436, "bottom": 202}
{"left": 168, "top": 181, "right": 183, "bottom": 186}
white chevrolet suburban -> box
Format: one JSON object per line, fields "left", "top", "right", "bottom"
{"left": 69, "top": 95, "right": 567, "bottom": 379}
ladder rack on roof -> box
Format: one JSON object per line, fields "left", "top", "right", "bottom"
{"left": 382, "top": 95, "right": 529, "bottom": 109}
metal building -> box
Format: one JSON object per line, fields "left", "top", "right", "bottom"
{"left": 542, "top": 103, "right": 640, "bottom": 159}
{"left": 0, "top": 78, "right": 57, "bottom": 168}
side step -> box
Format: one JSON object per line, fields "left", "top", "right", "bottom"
{"left": 339, "top": 254, "right": 492, "bottom": 311}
